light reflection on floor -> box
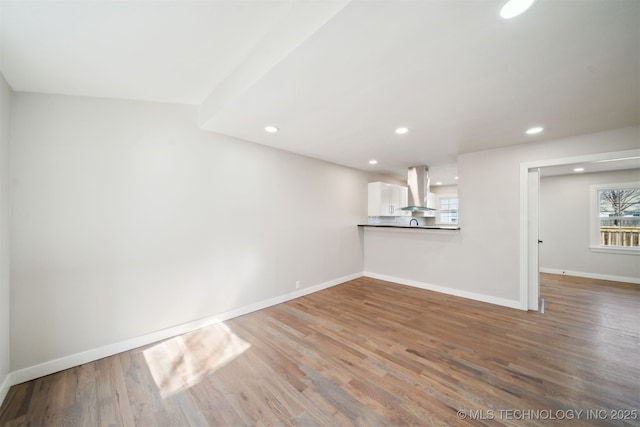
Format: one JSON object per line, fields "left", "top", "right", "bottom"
{"left": 143, "top": 322, "right": 251, "bottom": 398}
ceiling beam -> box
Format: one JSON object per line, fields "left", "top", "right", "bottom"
{"left": 198, "top": 0, "right": 351, "bottom": 131}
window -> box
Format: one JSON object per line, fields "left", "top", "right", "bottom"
{"left": 438, "top": 196, "right": 458, "bottom": 224}
{"left": 590, "top": 182, "right": 640, "bottom": 253}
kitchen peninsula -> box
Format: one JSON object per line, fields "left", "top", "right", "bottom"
{"left": 358, "top": 224, "right": 460, "bottom": 231}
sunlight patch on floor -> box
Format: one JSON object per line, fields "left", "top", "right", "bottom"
{"left": 143, "top": 322, "right": 251, "bottom": 398}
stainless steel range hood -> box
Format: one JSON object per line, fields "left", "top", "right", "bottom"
{"left": 400, "top": 165, "right": 436, "bottom": 213}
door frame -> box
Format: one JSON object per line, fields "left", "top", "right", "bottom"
{"left": 527, "top": 168, "right": 540, "bottom": 311}
{"left": 519, "top": 148, "right": 640, "bottom": 311}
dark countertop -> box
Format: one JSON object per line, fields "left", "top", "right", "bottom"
{"left": 358, "top": 224, "right": 460, "bottom": 230}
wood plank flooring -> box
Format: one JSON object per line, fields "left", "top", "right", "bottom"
{"left": 1, "top": 273, "right": 639, "bottom": 426}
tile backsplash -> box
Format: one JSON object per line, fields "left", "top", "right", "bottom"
{"left": 367, "top": 216, "right": 436, "bottom": 226}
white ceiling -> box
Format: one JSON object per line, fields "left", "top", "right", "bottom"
{"left": 540, "top": 157, "right": 640, "bottom": 177}
{"left": 1, "top": 0, "right": 638, "bottom": 182}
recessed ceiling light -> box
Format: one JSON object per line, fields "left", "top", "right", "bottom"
{"left": 499, "top": 0, "right": 536, "bottom": 19}
{"left": 368, "top": 159, "right": 378, "bottom": 165}
{"left": 526, "top": 126, "right": 544, "bottom": 135}
{"left": 395, "top": 127, "right": 409, "bottom": 135}
{"left": 264, "top": 125, "right": 279, "bottom": 133}
{"left": 573, "top": 167, "right": 585, "bottom": 172}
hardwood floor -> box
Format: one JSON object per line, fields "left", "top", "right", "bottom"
{"left": 1, "top": 273, "right": 639, "bottom": 426}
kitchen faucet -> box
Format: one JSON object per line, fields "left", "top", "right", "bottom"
{"left": 409, "top": 218, "right": 418, "bottom": 227}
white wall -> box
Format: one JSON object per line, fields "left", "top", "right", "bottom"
{"left": 0, "top": 72, "right": 11, "bottom": 401}
{"left": 431, "top": 184, "right": 457, "bottom": 196}
{"left": 10, "top": 93, "right": 373, "bottom": 373}
{"left": 364, "top": 126, "right": 640, "bottom": 306}
{"left": 540, "top": 169, "right": 640, "bottom": 282}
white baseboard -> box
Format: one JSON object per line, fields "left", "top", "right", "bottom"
{"left": 540, "top": 268, "right": 640, "bottom": 284}
{"left": 363, "top": 272, "right": 523, "bottom": 310}
{"left": 0, "top": 372, "right": 11, "bottom": 408}
{"left": 7, "top": 272, "right": 363, "bottom": 390}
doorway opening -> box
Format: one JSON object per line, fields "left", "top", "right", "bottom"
{"left": 519, "top": 149, "right": 640, "bottom": 311}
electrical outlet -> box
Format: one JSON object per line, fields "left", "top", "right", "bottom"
{"left": 295, "top": 280, "right": 300, "bottom": 289}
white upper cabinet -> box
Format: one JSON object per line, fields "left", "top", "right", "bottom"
{"left": 368, "top": 182, "right": 409, "bottom": 216}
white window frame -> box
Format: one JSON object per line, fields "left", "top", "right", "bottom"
{"left": 589, "top": 181, "right": 640, "bottom": 255}
{"left": 436, "top": 194, "right": 458, "bottom": 225}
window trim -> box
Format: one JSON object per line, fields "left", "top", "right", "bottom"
{"left": 589, "top": 181, "right": 640, "bottom": 255}
{"left": 436, "top": 193, "right": 458, "bottom": 225}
